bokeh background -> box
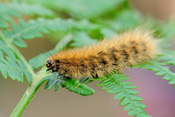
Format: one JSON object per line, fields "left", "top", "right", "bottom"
{"left": 1, "top": 0, "right": 175, "bottom": 117}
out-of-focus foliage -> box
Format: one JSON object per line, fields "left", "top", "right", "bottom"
{"left": 26, "top": 0, "right": 124, "bottom": 19}
{"left": 1, "top": 0, "right": 175, "bottom": 116}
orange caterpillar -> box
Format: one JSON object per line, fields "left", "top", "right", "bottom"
{"left": 46, "top": 30, "right": 158, "bottom": 80}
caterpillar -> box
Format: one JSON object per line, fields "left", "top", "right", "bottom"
{"left": 46, "top": 30, "right": 159, "bottom": 80}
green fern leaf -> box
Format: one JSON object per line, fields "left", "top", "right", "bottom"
{"left": 3, "top": 18, "right": 98, "bottom": 48}
{"left": 0, "top": 18, "right": 92, "bottom": 83}
{"left": 45, "top": 73, "right": 95, "bottom": 96}
{"left": 100, "top": 28, "right": 116, "bottom": 38}
{"left": 1, "top": 18, "right": 95, "bottom": 83}
{"left": 108, "top": 9, "right": 158, "bottom": 33}
{"left": 44, "top": 73, "right": 63, "bottom": 91}
{"left": 0, "top": 56, "right": 32, "bottom": 83}
{"left": 26, "top": 0, "right": 124, "bottom": 19}
{"left": 71, "top": 31, "right": 97, "bottom": 47}
{"left": 0, "top": 19, "right": 8, "bottom": 28}
{"left": 160, "top": 20, "right": 175, "bottom": 41}
{"left": 109, "top": 10, "right": 142, "bottom": 31}
{"left": 0, "top": 3, "right": 55, "bottom": 28}
{"left": 28, "top": 19, "right": 99, "bottom": 69}
{"left": 29, "top": 50, "right": 55, "bottom": 70}
{"left": 136, "top": 61, "right": 175, "bottom": 85}
{"left": 29, "top": 31, "right": 98, "bottom": 70}
{"left": 0, "top": 32, "right": 33, "bottom": 84}
{"left": 97, "top": 74, "right": 150, "bottom": 117}
{"left": 62, "top": 78, "right": 95, "bottom": 96}
{"left": 29, "top": 34, "right": 73, "bottom": 70}
{"left": 0, "top": 40, "right": 16, "bottom": 59}
{"left": 158, "top": 50, "right": 175, "bottom": 65}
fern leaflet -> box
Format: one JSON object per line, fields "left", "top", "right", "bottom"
{"left": 45, "top": 73, "right": 95, "bottom": 96}
{"left": 0, "top": 56, "right": 32, "bottom": 83}
{"left": 0, "top": 17, "right": 98, "bottom": 83}
{"left": 160, "top": 20, "right": 175, "bottom": 41}
{"left": 26, "top": 0, "right": 124, "bottom": 19}
{"left": 3, "top": 18, "right": 99, "bottom": 48}
{"left": 0, "top": 32, "right": 34, "bottom": 84}
{"left": 29, "top": 34, "right": 72, "bottom": 70}
{"left": 71, "top": 31, "right": 97, "bottom": 47}
{"left": 97, "top": 74, "right": 151, "bottom": 117}
{"left": 0, "top": 3, "right": 55, "bottom": 28}
{"left": 136, "top": 61, "right": 175, "bottom": 86}
{"left": 158, "top": 50, "right": 175, "bottom": 65}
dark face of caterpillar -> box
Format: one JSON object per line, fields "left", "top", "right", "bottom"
{"left": 46, "top": 60, "right": 53, "bottom": 71}
{"left": 46, "top": 59, "right": 60, "bottom": 73}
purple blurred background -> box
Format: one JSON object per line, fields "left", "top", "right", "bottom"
{"left": 1, "top": 0, "right": 175, "bottom": 117}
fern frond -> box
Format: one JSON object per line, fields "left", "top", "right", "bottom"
{"left": 27, "top": 19, "right": 99, "bottom": 69}
{"left": 3, "top": 18, "right": 99, "bottom": 48}
{"left": 29, "top": 31, "right": 99, "bottom": 70}
{"left": 158, "top": 50, "right": 175, "bottom": 65}
{"left": 160, "top": 20, "right": 175, "bottom": 41}
{"left": 0, "top": 3, "right": 55, "bottom": 28}
{"left": 110, "top": 10, "right": 142, "bottom": 31}
{"left": 106, "top": 9, "right": 159, "bottom": 33}
{"left": 100, "top": 28, "right": 116, "bottom": 38}
{"left": 26, "top": 0, "right": 124, "bottom": 19}
{"left": 0, "top": 56, "right": 32, "bottom": 83}
{"left": 29, "top": 31, "right": 97, "bottom": 70}
{"left": 136, "top": 61, "right": 175, "bottom": 86}
{"left": 45, "top": 73, "right": 95, "bottom": 96}
{"left": 0, "top": 17, "right": 98, "bottom": 83}
{"left": 0, "top": 32, "right": 34, "bottom": 84}
{"left": 97, "top": 74, "right": 150, "bottom": 117}
{"left": 71, "top": 31, "right": 97, "bottom": 47}
{"left": 29, "top": 34, "right": 72, "bottom": 70}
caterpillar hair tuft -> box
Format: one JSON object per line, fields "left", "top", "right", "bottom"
{"left": 46, "top": 30, "right": 159, "bottom": 80}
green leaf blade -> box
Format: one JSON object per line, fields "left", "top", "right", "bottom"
{"left": 45, "top": 74, "right": 95, "bottom": 96}
{"left": 62, "top": 78, "right": 95, "bottom": 96}
{"left": 97, "top": 74, "right": 150, "bottom": 117}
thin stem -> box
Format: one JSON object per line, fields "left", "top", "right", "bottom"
{"left": 54, "top": 34, "right": 72, "bottom": 50}
{"left": 9, "top": 34, "right": 72, "bottom": 116}
{"left": 10, "top": 82, "right": 39, "bottom": 117}
{"left": 10, "top": 71, "right": 49, "bottom": 117}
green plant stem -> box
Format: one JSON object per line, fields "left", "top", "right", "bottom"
{"left": 10, "top": 70, "right": 49, "bottom": 117}
{"left": 10, "top": 82, "right": 40, "bottom": 117}
{"left": 10, "top": 34, "right": 72, "bottom": 116}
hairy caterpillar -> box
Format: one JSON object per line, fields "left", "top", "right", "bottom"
{"left": 46, "top": 30, "right": 158, "bottom": 80}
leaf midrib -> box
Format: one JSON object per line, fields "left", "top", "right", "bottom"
{"left": 111, "top": 78, "right": 141, "bottom": 115}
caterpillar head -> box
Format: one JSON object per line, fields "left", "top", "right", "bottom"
{"left": 46, "top": 59, "right": 60, "bottom": 73}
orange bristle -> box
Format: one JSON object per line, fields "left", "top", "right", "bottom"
{"left": 46, "top": 30, "right": 159, "bottom": 80}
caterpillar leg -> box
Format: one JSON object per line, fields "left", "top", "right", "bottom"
{"left": 79, "top": 77, "right": 89, "bottom": 83}
{"left": 57, "top": 74, "right": 68, "bottom": 80}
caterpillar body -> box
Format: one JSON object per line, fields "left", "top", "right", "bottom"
{"left": 46, "top": 30, "right": 158, "bottom": 80}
